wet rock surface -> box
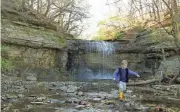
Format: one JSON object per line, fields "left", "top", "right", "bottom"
{"left": 1, "top": 75, "right": 180, "bottom": 112}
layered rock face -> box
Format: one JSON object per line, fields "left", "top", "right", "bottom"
{"left": 2, "top": 29, "right": 179, "bottom": 81}
{"left": 66, "top": 39, "right": 179, "bottom": 80}
{"left": 1, "top": 38, "right": 68, "bottom": 81}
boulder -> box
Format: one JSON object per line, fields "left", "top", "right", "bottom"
{"left": 26, "top": 73, "right": 37, "bottom": 81}
{"left": 6, "top": 94, "right": 18, "bottom": 99}
{"left": 67, "top": 85, "right": 78, "bottom": 93}
{"left": 77, "top": 91, "right": 84, "bottom": 96}
{"left": 17, "top": 94, "right": 24, "bottom": 98}
{"left": 92, "top": 98, "right": 101, "bottom": 102}
{"left": 75, "top": 105, "right": 86, "bottom": 109}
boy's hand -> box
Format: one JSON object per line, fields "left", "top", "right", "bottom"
{"left": 136, "top": 74, "right": 140, "bottom": 78}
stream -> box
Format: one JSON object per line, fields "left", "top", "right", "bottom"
{"left": 1, "top": 75, "right": 180, "bottom": 112}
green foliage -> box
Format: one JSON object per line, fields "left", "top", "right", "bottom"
{"left": 57, "top": 37, "right": 66, "bottom": 47}
{"left": 1, "top": 58, "right": 13, "bottom": 72}
{"left": 1, "top": 45, "right": 14, "bottom": 73}
{"left": 150, "top": 28, "right": 161, "bottom": 42}
{"left": 177, "top": 23, "right": 180, "bottom": 27}
{"left": 150, "top": 28, "right": 172, "bottom": 43}
{"left": 97, "top": 19, "right": 107, "bottom": 26}
{"left": 1, "top": 45, "right": 9, "bottom": 52}
{"left": 114, "top": 31, "right": 125, "bottom": 39}
{"left": 93, "top": 30, "right": 125, "bottom": 40}
{"left": 94, "top": 15, "right": 147, "bottom": 40}
{"left": 93, "top": 36, "right": 104, "bottom": 40}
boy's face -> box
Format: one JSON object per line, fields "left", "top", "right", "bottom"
{"left": 121, "top": 60, "right": 128, "bottom": 68}
{"left": 122, "top": 63, "right": 128, "bottom": 68}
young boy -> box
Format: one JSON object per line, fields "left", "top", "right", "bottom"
{"left": 113, "top": 60, "right": 140, "bottom": 100}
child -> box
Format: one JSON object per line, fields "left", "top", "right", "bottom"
{"left": 113, "top": 60, "right": 140, "bottom": 100}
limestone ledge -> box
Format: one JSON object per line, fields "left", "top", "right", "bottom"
{"left": 1, "top": 37, "right": 64, "bottom": 50}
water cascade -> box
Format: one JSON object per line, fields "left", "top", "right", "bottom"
{"left": 68, "top": 41, "right": 116, "bottom": 80}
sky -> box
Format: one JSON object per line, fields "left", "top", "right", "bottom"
{"left": 81, "top": 0, "right": 113, "bottom": 39}
{"left": 81, "top": 0, "right": 128, "bottom": 40}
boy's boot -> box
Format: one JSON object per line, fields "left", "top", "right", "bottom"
{"left": 119, "top": 91, "right": 124, "bottom": 101}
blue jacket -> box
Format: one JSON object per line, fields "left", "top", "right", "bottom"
{"left": 113, "top": 67, "right": 138, "bottom": 83}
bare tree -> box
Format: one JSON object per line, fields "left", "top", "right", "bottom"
{"left": 1, "top": 0, "right": 90, "bottom": 37}
{"left": 106, "top": 0, "right": 180, "bottom": 84}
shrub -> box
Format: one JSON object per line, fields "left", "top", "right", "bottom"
{"left": 1, "top": 58, "right": 13, "bottom": 73}
{"left": 1, "top": 45, "right": 14, "bottom": 73}
{"left": 114, "top": 31, "right": 125, "bottom": 39}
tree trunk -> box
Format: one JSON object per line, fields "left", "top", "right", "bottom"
{"left": 127, "top": 79, "right": 159, "bottom": 86}
{"left": 169, "top": 0, "right": 180, "bottom": 84}
{"left": 171, "top": 0, "right": 179, "bottom": 45}
{"left": 30, "top": 0, "right": 35, "bottom": 9}
{"left": 162, "top": 0, "right": 180, "bottom": 85}
{"left": 44, "top": 0, "right": 51, "bottom": 17}
{"left": 137, "top": 96, "right": 180, "bottom": 107}
{"left": 153, "top": 0, "right": 160, "bottom": 22}
{"left": 37, "top": 0, "right": 40, "bottom": 13}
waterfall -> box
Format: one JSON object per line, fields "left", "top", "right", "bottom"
{"left": 70, "top": 41, "right": 116, "bottom": 80}
{"left": 86, "top": 41, "right": 115, "bottom": 79}
{"left": 86, "top": 41, "right": 115, "bottom": 55}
